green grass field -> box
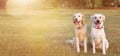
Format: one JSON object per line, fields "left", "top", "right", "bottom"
{"left": 0, "top": 9, "right": 120, "bottom": 56}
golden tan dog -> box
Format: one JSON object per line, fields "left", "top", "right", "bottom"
{"left": 72, "top": 13, "right": 87, "bottom": 52}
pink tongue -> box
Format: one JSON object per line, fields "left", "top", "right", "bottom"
{"left": 96, "top": 24, "right": 100, "bottom": 28}
{"left": 74, "top": 21, "right": 79, "bottom": 25}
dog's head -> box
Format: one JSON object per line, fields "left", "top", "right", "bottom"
{"left": 73, "top": 13, "right": 85, "bottom": 29}
{"left": 91, "top": 14, "right": 105, "bottom": 29}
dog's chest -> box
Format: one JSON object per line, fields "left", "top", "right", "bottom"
{"left": 91, "top": 28, "right": 105, "bottom": 38}
{"left": 75, "top": 29, "right": 86, "bottom": 41}
{"left": 91, "top": 28, "right": 105, "bottom": 46}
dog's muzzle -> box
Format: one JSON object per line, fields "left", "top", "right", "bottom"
{"left": 95, "top": 20, "right": 101, "bottom": 29}
{"left": 73, "top": 19, "right": 80, "bottom": 25}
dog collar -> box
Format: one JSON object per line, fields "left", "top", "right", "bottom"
{"left": 77, "top": 25, "right": 85, "bottom": 29}
{"left": 77, "top": 27, "right": 82, "bottom": 29}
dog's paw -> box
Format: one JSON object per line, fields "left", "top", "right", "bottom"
{"left": 84, "top": 51, "right": 87, "bottom": 53}
{"left": 77, "top": 50, "right": 80, "bottom": 52}
{"left": 103, "top": 52, "right": 106, "bottom": 55}
{"left": 93, "top": 51, "right": 96, "bottom": 54}
{"left": 84, "top": 50, "right": 87, "bottom": 53}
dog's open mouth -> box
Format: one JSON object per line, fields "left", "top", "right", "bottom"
{"left": 73, "top": 19, "right": 80, "bottom": 25}
{"left": 95, "top": 22, "right": 101, "bottom": 29}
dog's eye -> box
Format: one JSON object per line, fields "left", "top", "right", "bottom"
{"left": 94, "top": 17, "right": 97, "bottom": 19}
{"left": 73, "top": 16, "right": 75, "bottom": 18}
{"left": 78, "top": 15, "right": 80, "bottom": 17}
{"left": 99, "top": 17, "right": 101, "bottom": 19}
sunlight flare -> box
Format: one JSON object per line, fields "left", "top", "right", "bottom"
{"left": 6, "top": 0, "right": 43, "bottom": 16}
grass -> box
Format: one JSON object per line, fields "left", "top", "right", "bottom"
{"left": 0, "top": 9, "right": 120, "bottom": 56}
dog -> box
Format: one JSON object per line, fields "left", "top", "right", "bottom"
{"left": 90, "top": 14, "right": 109, "bottom": 55}
{"left": 70, "top": 13, "right": 87, "bottom": 53}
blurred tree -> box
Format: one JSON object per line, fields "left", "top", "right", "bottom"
{"left": 88, "top": 0, "right": 103, "bottom": 8}
{"left": 103, "top": 0, "right": 120, "bottom": 7}
{"left": 1, "top": 0, "right": 119, "bottom": 10}
{"left": 0, "top": 0, "right": 7, "bottom": 9}
{"left": 114, "top": 0, "right": 119, "bottom": 8}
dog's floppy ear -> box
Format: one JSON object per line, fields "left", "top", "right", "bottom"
{"left": 73, "top": 15, "right": 75, "bottom": 23}
{"left": 91, "top": 14, "right": 94, "bottom": 21}
{"left": 82, "top": 14, "right": 85, "bottom": 25}
{"left": 101, "top": 14, "right": 105, "bottom": 22}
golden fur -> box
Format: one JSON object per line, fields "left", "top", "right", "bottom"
{"left": 72, "top": 16, "right": 87, "bottom": 48}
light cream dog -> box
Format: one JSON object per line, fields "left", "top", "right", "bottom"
{"left": 90, "top": 14, "right": 109, "bottom": 55}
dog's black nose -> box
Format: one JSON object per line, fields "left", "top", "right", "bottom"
{"left": 75, "top": 18, "right": 77, "bottom": 21}
{"left": 97, "top": 20, "right": 100, "bottom": 23}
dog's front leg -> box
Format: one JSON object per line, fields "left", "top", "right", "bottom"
{"left": 84, "top": 38, "right": 87, "bottom": 53}
{"left": 102, "top": 39, "right": 106, "bottom": 55}
{"left": 92, "top": 39, "right": 96, "bottom": 54}
{"left": 76, "top": 37, "right": 80, "bottom": 52}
